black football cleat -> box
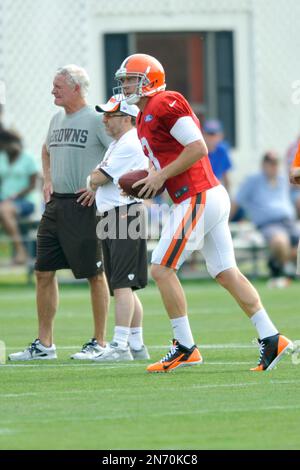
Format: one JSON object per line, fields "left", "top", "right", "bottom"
{"left": 251, "top": 334, "right": 293, "bottom": 371}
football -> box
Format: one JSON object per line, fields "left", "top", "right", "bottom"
{"left": 119, "top": 169, "right": 165, "bottom": 199}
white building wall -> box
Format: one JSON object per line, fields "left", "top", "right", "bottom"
{"left": 0, "top": 0, "right": 89, "bottom": 158}
{"left": 251, "top": 0, "right": 300, "bottom": 157}
{"left": 0, "top": 0, "right": 300, "bottom": 187}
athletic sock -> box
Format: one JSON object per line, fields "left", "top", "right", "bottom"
{"left": 170, "top": 315, "right": 195, "bottom": 349}
{"left": 38, "top": 340, "right": 53, "bottom": 349}
{"left": 250, "top": 309, "right": 278, "bottom": 340}
{"left": 128, "top": 327, "right": 144, "bottom": 350}
{"left": 112, "top": 326, "right": 130, "bottom": 349}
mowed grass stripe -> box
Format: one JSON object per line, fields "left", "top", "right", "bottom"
{"left": 1, "top": 379, "right": 300, "bottom": 399}
{"left": 0, "top": 281, "right": 299, "bottom": 450}
{"left": 1, "top": 360, "right": 255, "bottom": 369}
{"left": 1, "top": 405, "right": 300, "bottom": 426}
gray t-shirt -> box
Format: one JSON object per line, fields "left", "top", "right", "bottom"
{"left": 46, "top": 105, "right": 111, "bottom": 193}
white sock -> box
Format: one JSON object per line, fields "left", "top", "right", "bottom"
{"left": 250, "top": 309, "right": 278, "bottom": 340}
{"left": 38, "top": 340, "right": 53, "bottom": 349}
{"left": 171, "top": 316, "right": 194, "bottom": 349}
{"left": 128, "top": 327, "right": 144, "bottom": 350}
{"left": 112, "top": 326, "right": 130, "bottom": 349}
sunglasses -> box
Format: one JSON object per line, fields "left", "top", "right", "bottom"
{"left": 103, "top": 112, "right": 126, "bottom": 118}
{"left": 264, "top": 158, "right": 279, "bottom": 165}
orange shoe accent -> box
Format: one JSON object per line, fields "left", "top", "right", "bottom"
{"left": 250, "top": 364, "right": 264, "bottom": 372}
{"left": 277, "top": 335, "right": 290, "bottom": 355}
{"left": 250, "top": 334, "right": 293, "bottom": 371}
{"left": 147, "top": 347, "right": 203, "bottom": 373}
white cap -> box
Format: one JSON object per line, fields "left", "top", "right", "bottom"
{"left": 95, "top": 94, "right": 139, "bottom": 117}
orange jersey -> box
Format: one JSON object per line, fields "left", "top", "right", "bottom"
{"left": 136, "top": 91, "right": 219, "bottom": 203}
{"left": 292, "top": 141, "right": 300, "bottom": 167}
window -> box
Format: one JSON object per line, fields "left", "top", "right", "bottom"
{"left": 104, "top": 31, "right": 235, "bottom": 146}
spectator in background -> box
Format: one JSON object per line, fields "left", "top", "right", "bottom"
{"left": 232, "top": 151, "right": 300, "bottom": 287}
{"left": 0, "top": 129, "right": 39, "bottom": 264}
{"left": 286, "top": 134, "right": 300, "bottom": 218}
{"left": 289, "top": 139, "right": 300, "bottom": 184}
{"left": 203, "top": 119, "right": 233, "bottom": 193}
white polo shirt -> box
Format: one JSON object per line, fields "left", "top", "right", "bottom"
{"left": 95, "top": 128, "right": 148, "bottom": 213}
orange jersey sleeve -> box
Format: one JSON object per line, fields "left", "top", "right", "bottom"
{"left": 292, "top": 141, "right": 300, "bottom": 167}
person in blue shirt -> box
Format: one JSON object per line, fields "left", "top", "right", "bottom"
{"left": 204, "top": 119, "right": 245, "bottom": 222}
{"left": 203, "top": 119, "right": 233, "bottom": 193}
{"left": 0, "top": 130, "right": 39, "bottom": 264}
{"left": 233, "top": 151, "right": 300, "bottom": 284}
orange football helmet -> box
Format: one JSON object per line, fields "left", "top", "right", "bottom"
{"left": 114, "top": 54, "right": 166, "bottom": 104}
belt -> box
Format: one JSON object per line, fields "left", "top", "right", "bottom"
{"left": 52, "top": 192, "right": 79, "bottom": 199}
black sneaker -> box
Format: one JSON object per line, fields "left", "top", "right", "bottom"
{"left": 147, "top": 339, "right": 203, "bottom": 373}
{"left": 251, "top": 334, "right": 293, "bottom": 371}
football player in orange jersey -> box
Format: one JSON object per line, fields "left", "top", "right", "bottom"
{"left": 290, "top": 141, "right": 300, "bottom": 184}
{"left": 290, "top": 141, "right": 300, "bottom": 274}
{"left": 115, "top": 53, "right": 293, "bottom": 372}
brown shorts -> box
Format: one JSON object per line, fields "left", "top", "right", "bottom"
{"left": 35, "top": 193, "right": 103, "bottom": 279}
{"left": 99, "top": 203, "right": 148, "bottom": 296}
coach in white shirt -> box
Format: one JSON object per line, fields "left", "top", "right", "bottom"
{"left": 89, "top": 95, "right": 149, "bottom": 362}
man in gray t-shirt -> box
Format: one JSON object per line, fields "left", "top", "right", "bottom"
{"left": 9, "top": 65, "right": 111, "bottom": 362}
{"left": 46, "top": 105, "right": 111, "bottom": 193}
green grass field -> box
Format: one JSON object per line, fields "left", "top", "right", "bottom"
{"left": 0, "top": 280, "right": 299, "bottom": 450}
